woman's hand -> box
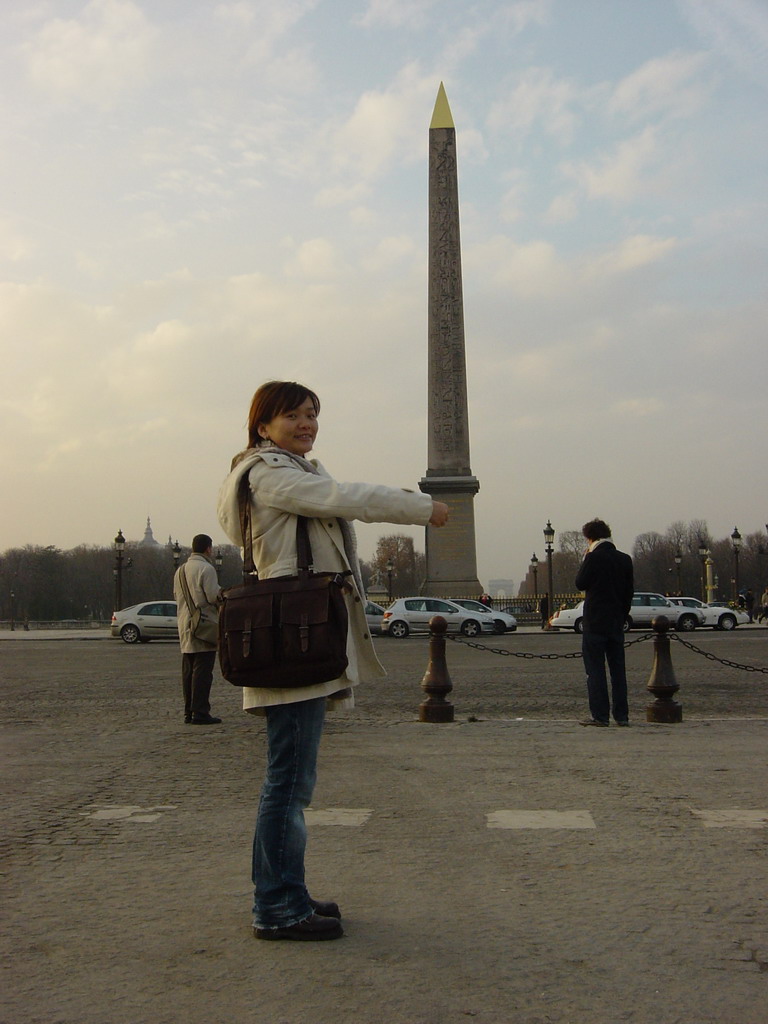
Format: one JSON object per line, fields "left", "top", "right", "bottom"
{"left": 429, "top": 501, "right": 449, "bottom": 527}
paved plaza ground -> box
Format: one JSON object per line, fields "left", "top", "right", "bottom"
{"left": 1, "top": 627, "right": 767, "bottom": 1024}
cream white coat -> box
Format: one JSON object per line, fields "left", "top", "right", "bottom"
{"left": 217, "top": 449, "right": 433, "bottom": 711}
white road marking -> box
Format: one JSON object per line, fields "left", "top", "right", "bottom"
{"left": 690, "top": 809, "right": 767, "bottom": 828}
{"left": 305, "top": 808, "right": 373, "bottom": 826}
{"left": 487, "top": 810, "right": 596, "bottom": 830}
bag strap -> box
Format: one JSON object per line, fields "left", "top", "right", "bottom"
{"left": 177, "top": 564, "right": 198, "bottom": 615}
{"left": 237, "top": 469, "right": 314, "bottom": 581}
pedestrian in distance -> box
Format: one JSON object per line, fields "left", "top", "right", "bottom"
{"left": 173, "top": 534, "right": 222, "bottom": 725}
{"left": 217, "top": 380, "right": 449, "bottom": 942}
{"left": 575, "top": 518, "right": 634, "bottom": 727}
{"left": 759, "top": 587, "right": 768, "bottom": 625}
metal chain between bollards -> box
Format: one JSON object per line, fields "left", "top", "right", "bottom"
{"left": 445, "top": 631, "right": 767, "bottom": 673}
{"left": 444, "top": 632, "right": 654, "bottom": 660}
{"left": 669, "top": 633, "right": 768, "bottom": 674}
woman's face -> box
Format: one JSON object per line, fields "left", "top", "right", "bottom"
{"left": 258, "top": 397, "right": 318, "bottom": 456}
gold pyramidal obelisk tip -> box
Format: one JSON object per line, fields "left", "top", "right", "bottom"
{"left": 430, "top": 81, "right": 454, "bottom": 130}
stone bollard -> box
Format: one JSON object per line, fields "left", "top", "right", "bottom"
{"left": 646, "top": 615, "right": 683, "bottom": 723}
{"left": 419, "top": 616, "right": 455, "bottom": 723}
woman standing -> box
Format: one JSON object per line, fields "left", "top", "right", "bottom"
{"left": 217, "top": 381, "right": 448, "bottom": 941}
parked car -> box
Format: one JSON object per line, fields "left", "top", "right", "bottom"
{"left": 549, "top": 601, "right": 587, "bottom": 633}
{"left": 451, "top": 599, "right": 517, "bottom": 633}
{"left": 629, "top": 593, "right": 703, "bottom": 631}
{"left": 550, "top": 592, "right": 703, "bottom": 634}
{"left": 381, "top": 597, "right": 497, "bottom": 638}
{"left": 111, "top": 601, "right": 178, "bottom": 643}
{"left": 667, "top": 597, "right": 749, "bottom": 631}
{"left": 365, "top": 600, "right": 387, "bottom": 635}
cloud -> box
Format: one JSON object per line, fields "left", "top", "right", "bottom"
{"left": 609, "top": 397, "right": 664, "bottom": 419}
{"left": 678, "top": 0, "right": 768, "bottom": 88}
{"left": 608, "top": 50, "right": 711, "bottom": 121}
{"left": 22, "top": 0, "right": 158, "bottom": 107}
{"left": 283, "top": 237, "right": 345, "bottom": 279}
{"left": 466, "top": 236, "right": 569, "bottom": 298}
{"left": 330, "top": 64, "right": 436, "bottom": 181}
{"left": 487, "top": 67, "right": 580, "bottom": 143}
{"left": 584, "top": 234, "right": 679, "bottom": 278}
{"left": 356, "top": 0, "right": 439, "bottom": 29}
{"left": 0, "top": 218, "right": 34, "bottom": 262}
{"left": 562, "top": 125, "right": 660, "bottom": 202}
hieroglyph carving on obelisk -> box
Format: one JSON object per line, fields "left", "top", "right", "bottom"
{"left": 419, "top": 83, "right": 482, "bottom": 597}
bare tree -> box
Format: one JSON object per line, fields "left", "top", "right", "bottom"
{"left": 371, "top": 535, "right": 425, "bottom": 597}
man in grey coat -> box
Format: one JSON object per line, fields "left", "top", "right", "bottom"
{"left": 173, "top": 534, "right": 222, "bottom": 725}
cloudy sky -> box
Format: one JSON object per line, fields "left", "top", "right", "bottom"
{"left": 1, "top": 0, "right": 766, "bottom": 589}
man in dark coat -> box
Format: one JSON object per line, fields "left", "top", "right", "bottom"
{"left": 575, "top": 519, "right": 634, "bottom": 726}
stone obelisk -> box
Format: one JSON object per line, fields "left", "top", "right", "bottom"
{"left": 419, "top": 83, "right": 481, "bottom": 597}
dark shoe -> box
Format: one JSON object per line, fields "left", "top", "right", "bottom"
{"left": 184, "top": 714, "right": 192, "bottom": 724}
{"left": 580, "top": 718, "right": 609, "bottom": 727}
{"left": 190, "top": 713, "right": 221, "bottom": 725}
{"left": 254, "top": 913, "right": 343, "bottom": 941}
{"left": 615, "top": 720, "right": 630, "bottom": 727}
{"left": 309, "top": 897, "right": 341, "bottom": 919}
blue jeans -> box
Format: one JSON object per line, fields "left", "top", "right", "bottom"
{"left": 581, "top": 630, "right": 629, "bottom": 724}
{"left": 252, "top": 697, "right": 326, "bottom": 929}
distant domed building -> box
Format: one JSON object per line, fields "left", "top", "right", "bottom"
{"left": 140, "top": 516, "right": 161, "bottom": 548}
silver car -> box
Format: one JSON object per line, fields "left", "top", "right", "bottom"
{"left": 381, "top": 597, "right": 497, "bottom": 638}
{"left": 451, "top": 599, "right": 517, "bottom": 633}
{"left": 365, "top": 600, "right": 387, "bottom": 635}
{"left": 111, "top": 601, "right": 178, "bottom": 643}
{"left": 629, "top": 593, "right": 703, "bottom": 631}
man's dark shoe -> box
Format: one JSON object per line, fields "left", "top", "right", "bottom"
{"left": 309, "top": 897, "right": 341, "bottom": 919}
{"left": 190, "top": 713, "right": 222, "bottom": 725}
{"left": 184, "top": 714, "right": 192, "bottom": 724}
{"left": 254, "top": 913, "right": 343, "bottom": 941}
{"left": 615, "top": 720, "right": 630, "bottom": 727}
{"left": 580, "top": 718, "right": 609, "bottom": 727}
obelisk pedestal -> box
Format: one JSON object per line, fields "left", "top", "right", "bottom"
{"left": 420, "top": 83, "right": 481, "bottom": 598}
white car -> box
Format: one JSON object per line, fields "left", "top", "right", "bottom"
{"left": 381, "top": 597, "right": 497, "bottom": 638}
{"left": 549, "top": 601, "right": 587, "bottom": 633}
{"left": 451, "top": 599, "right": 517, "bottom": 633}
{"left": 550, "top": 592, "right": 704, "bottom": 633}
{"left": 111, "top": 601, "right": 178, "bottom": 643}
{"left": 667, "top": 597, "right": 749, "bottom": 631}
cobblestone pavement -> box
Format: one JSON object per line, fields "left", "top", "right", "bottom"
{"left": 1, "top": 633, "right": 767, "bottom": 1024}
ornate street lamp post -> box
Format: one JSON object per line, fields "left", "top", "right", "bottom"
{"left": 172, "top": 540, "right": 182, "bottom": 569}
{"left": 730, "top": 527, "right": 741, "bottom": 601}
{"left": 543, "top": 520, "right": 555, "bottom": 623}
{"left": 530, "top": 553, "right": 539, "bottom": 600}
{"left": 113, "top": 529, "right": 125, "bottom": 612}
{"left": 10, "top": 588, "right": 15, "bottom": 632}
{"left": 697, "top": 539, "right": 709, "bottom": 603}
{"left": 386, "top": 559, "right": 394, "bottom": 603}
{"left": 674, "top": 550, "right": 682, "bottom": 596}
{"left": 215, "top": 549, "right": 223, "bottom": 580}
